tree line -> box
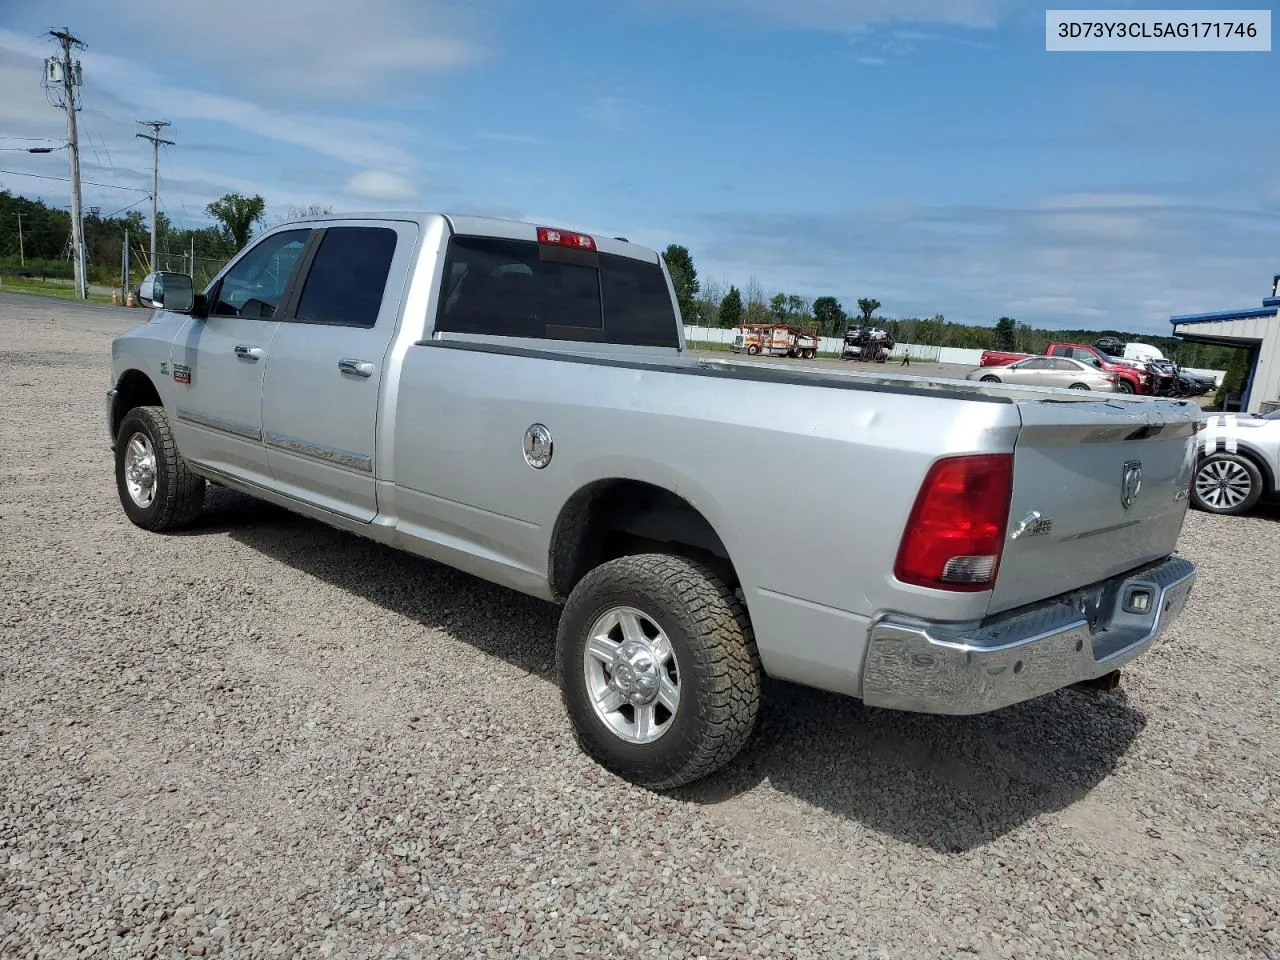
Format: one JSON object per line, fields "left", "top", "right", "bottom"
{"left": 0, "top": 188, "right": 1246, "bottom": 375}
{"left": 0, "top": 189, "right": 304, "bottom": 290}
{"left": 659, "top": 244, "right": 1241, "bottom": 371}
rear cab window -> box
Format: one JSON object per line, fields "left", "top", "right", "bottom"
{"left": 293, "top": 226, "right": 399, "bottom": 328}
{"left": 434, "top": 235, "right": 679, "bottom": 348}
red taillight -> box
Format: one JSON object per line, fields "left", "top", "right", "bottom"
{"left": 894, "top": 454, "right": 1013, "bottom": 592}
{"left": 537, "top": 226, "right": 596, "bottom": 251}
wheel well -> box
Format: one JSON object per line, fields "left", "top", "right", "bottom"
{"left": 549, "top": 480, "right": 738, "bottom": 600}
{"left": 112, "top": 369, "right": 162, "bottom": 440}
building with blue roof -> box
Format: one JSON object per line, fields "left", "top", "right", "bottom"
{"left": 1171, "top": 274, "right": 1280, "bottom": 413}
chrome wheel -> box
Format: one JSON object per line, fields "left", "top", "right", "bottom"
{"left": 123, "top": 432, "right": 158, "bottom": 508}
{"left": 1195, "top": 459, "right": 1253, "bottom": 510}
{"left": 583, "top": 606, "right": 680, "bottom": 744}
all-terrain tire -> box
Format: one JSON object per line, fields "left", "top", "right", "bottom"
{"left": 556, "top": 553, "right": 762, "bottom": 790}
{"left": 114, "top": 405, "right": 206, "bottom": 531}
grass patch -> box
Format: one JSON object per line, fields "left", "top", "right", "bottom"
{"left": 0, "top": 277, "right": 116, "bottom": 305}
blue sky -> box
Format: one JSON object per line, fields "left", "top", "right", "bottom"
{"left": 1, "top": 0, "right": 1277, "bottom": 333}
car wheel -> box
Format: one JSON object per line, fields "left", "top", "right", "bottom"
{"left": 114, "top": 405, "right": 206, "bottom": 531}
{"left": 556, "top": 553, "right": 762, "bottom": 790}
{"left": 1069, "top": 383, "right": 1090, "bottom": 390}
{"left": 1113, "top": 380, "right": 1134, "bottom": 394}
{"left": 746, "top": 344, "right": 760, "bottom": 356}
{"left": 980, "top": 375, "right": 1001, "bottom": 383}
{"left": 1191, "top": 453, "right": 1263, "bottom": 515}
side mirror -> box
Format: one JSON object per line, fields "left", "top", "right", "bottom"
{"left": 137, "top": 271, "right": 195, "bottom": 313}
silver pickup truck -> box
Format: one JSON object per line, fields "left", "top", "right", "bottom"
{"left": 107, "top": 212, "right": 1200, "bottom": 789}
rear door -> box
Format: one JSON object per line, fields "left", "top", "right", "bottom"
{"left": 259, "top": 221, "right": 416, "bottom": 522}
{"left": 1041, "top": 357, "right": 1083, "bottom": 387}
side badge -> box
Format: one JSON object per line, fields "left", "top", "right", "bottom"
{"left": 1010, "top": 510, "right": 1054, "bottom": 540}
{"left": 172, "top": 363, "right": 192, "bottom": 385}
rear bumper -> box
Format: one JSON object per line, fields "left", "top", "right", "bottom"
{"left": 861, "top": 556, "right": 1195, "bottom": 715}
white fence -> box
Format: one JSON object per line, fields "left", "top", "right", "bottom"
{"left": 683, "top": 326, "right": 1226, "bottom": 382}
{"left": 683, "top": 325, "right": 965, "bottom": 365}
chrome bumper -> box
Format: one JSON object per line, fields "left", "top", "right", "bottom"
{"left": 862, "top": 556, "right": 1196, "bottom": 715}
{"left": 106, "top": 387, "right": 118, "bottom": 447}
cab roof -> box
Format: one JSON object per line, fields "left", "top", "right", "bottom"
{"left": 271, "top": 211, "right": 659, "bottom": 263}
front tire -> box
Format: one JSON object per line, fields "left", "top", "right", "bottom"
{"left": 1191, "top": 453, "right": 1263, "bottom": 515}
{"left": 1114, "top": 380, "right": 1135, "bottom": 394}
{"left": 980, "top": 374, "right": 1001, "bottom": 383}
{"left": 746, "top": 344, "right": 760, "bottom": 356}
{"left": 556, "top": 554, "right": 762, "bottom": 790}
{"left": 1069, "top": 383, "right": 1090, "bottom": 390}
{"left": 114, "top": 405, "right": 205, "bottom": 531}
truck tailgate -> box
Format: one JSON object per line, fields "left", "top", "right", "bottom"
{"left": 990, "top": 396, "right": 1199, "bottom": 615}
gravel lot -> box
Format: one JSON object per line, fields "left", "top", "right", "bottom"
{"left": 2, "top": 291, "right": 1278, "bottom": 960}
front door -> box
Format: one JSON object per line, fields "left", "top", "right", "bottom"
{"left": 260, "top": 222, "right": 413, "bottom": 522}
{"left": 171, "top": 229, "right": 312, "bottom": 487}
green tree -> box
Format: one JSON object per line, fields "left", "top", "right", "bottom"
{"left": 662, "top": 244, "right": 700, "bottom": 323}
{"left": 719, "top": 285, "right": 743, "bottom": 327}
{"left": 812, "top": 296, "right": 845, "bottom": 335}
{"left": 993, "top": 316, "right": 1017, "bottom": 351}
{"left": 769, "top": 293, "right": 788, "bottom": 321}
{"left": 206, "top": 193, "right": 266, "bottom": 252}
{"left": 1214, "top": 348, "right": 1251, "bottom": 409}
{"left": 856, "top": 297, "right": 881, "bottom": 323}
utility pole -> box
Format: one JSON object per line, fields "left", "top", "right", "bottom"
{"left": 136, "top": 120, "right": 173, "bottom": 272}
{"left": 16, "top": 212, "right": 23, "bottom": 267}
{"left": 48, "top": 27, "right": 86, "bottom": 299}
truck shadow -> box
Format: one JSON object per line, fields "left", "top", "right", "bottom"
{"left": 675, "top": 678, "right": 1144, "bottom": 852}
{"left": 194, "top": 487, "right": 1146, "bottom": 854}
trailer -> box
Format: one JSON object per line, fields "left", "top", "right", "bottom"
{"left": 841, "top": 325, "right": 895, "bottom": 363}
{"left": 731, "top": 323, "right": 821, "bottom": 360}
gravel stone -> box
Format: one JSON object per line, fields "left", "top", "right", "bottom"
{"left": 1, "top": 292, "right": 1278, "bottom": 959}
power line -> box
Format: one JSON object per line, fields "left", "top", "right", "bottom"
{"left": 102, "top": 195, "right": 150, "bottom": 220}
{"left": 0, "top": 168, "right": 149, "bottom": 192}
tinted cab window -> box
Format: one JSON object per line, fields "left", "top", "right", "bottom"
{"left": 294, "top": 227, "right": 399, "bottom": 328}
{"left": 436, "top": 236, "right": 678, "bottom": 348}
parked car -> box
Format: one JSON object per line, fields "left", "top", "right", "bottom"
{"left": 1191, "top": 409, "right": 1280, "bottom": 514}
{"left": 980, "top": 343, "right": 1151, "bottom": 394}
{"left": 106, "top": 212, "right": 1200, "bottom": 789}
{"left": 967, "top": 356, "right": 1120, "bottom": 391}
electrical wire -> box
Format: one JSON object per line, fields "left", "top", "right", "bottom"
{"left": 0, "top": 168, "right": 150, "bottom": 192}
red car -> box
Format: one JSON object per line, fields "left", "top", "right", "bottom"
{"left": 980, "top": 342, "right": 1150, "bottom": 394}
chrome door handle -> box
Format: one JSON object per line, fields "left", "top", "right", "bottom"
{"left": 234, "top": 345, "right": 264, "bottom": 361}
{"left": 338, "top": 358, "right": 374, "bottom": 378}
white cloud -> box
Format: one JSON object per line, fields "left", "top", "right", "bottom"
{"left": 49, "top": 0, "right": 485, "bottom": 101}
{"left": 0, "top": 30, "right": 433, "bottom": 224}
{"left": 694, "top": 190, "right": 1280, "bottom": 333}
{"left": 344, "top": 170, "right": 417, "bottom": 202}
{"left": 687, "top": 0, "right": 1003, "bottom": 31}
